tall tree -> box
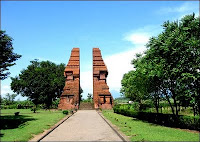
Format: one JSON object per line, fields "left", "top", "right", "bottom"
{"left": 0, "top": 30, "right": 21, "bottom": 80}
{"left": 146, "top": 13, "right": 200, "bottom": 115}
{"left": 121, "top": 13, "right": 200, "bottom": 116}
{"left": 11, "top": 60, "right": 65, "bottom": 108}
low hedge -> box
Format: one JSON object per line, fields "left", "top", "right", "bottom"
{"left": 62, "top": 110, "right": 69, "bottom": 115}
{"left": 113, "top": 106, "right": 200, "bottom": 131}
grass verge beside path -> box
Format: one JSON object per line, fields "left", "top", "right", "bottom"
{"left": 102, "top": 110, "right": 199, "bottom": 141}
{"left": 1, "top": 109, "right": 66, "bottom": 141}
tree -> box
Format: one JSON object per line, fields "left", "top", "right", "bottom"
{"left": 87, "top": 93, "right": 92, "bottom": 100}
{"left": 11, "top": 60, "right": 65, "bottom": 108}
{"left": 0, "top": 30, "right": 21, "bottom": 80}
{"left": 2, "top": 93, "right": 18, "bottom": 105}
{"left": 87, "top": 93, "right": 93, "bottom": 102}
{"left": 146, "top": 13, "right": 200, "bottom": 116}
{"left": 80, "top": 87, "right": 83, "bottom": 101}
{"left": 121, "top": 13, "right": 200, "bottom": 116}
{"left": 6, "top": 93, "right": 18, "bottom": 103}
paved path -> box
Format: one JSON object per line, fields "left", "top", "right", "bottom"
{"left": 41, "top": 110, "right": 123, "bottom": 141}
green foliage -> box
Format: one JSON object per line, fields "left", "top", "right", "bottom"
{"left": 1, "top": 93, "right": 18, "bottom": 105}
{"left": 114, "top": 97, "right": 130, "bottom": 104}
{"left": 62, "top": 110, "right": 69, "bottom": 115}
{"left": 1, "top": 96, "right": 34, "bottom": 109}
{"left": 16, "top": 100, "right": 34, "bottom": 109}
{"left": 0, "top": 30, "right": 22, "bottom": 80}
{"left": 31, "top": 106, "right": 39, "bottom": 113}
{"left": 120, "top": 13, "right": 200, "bottom": 116}
{"left": 11, "top": 60, "right": 65, "bottom": 108}
{"left": 82, "top": 93, "right": 93, "bottom": 102}
{"left": 79, "top": 87, "right": 83, "bottom": 101}
{"left": 87, "top": 93, "right": 92, "bottom": 101}
{"left": 51, "top": 98, "right": 60, "bottom": 109}
{"left": 1, "top": 104, "right": 18, "bottom": 109}
{"left": 113, "top": 105, "right": 200, "bottom": 131}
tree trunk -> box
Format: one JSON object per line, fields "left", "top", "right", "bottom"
{"left": 155, "top": 91, "right": 160, "bottom": 113}
{"left": 198, "top": 101, "right": 200, "bottom": 116}
{"left": 171, "top": 89, "right": 178, "bottom": 116}
{"left": 157, "top": 97, "right": 160, "bottom": 113}
{"left": 139, "top": 99, "right": 143, "bottom": 111}
{"left": 173, "top": 97, "right": 178, "bottom": 116}
{"left": 155, "top": 99, "right": 159, "bottom": 113}
{"left": 192, "top": 105, "right": 196, "bottom": 116}
{"left": 164, "top": 90, "right": 175, "bottom": 116}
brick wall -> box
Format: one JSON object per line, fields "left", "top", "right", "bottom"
{"left": 58, "top": 48, "right": 80, "bottom": 110}
{"left": 93, "top": 48, "right": 114, "bottom": 109}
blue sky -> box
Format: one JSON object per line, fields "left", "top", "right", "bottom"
{"left": 1, "top": 1, "right": 199, "bottom": 100}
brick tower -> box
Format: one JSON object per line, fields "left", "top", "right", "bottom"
{"left": 93, "top": 48, "right": 114, "bottom": 109}
{"left": 58, "top": 48, "right": 80, "bottom": 110}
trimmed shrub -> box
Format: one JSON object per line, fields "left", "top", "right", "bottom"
{"left": 113, "top": 105, "right": 200, "bottom": 131}
{"left": 178, "top": 115, "right": 200, "bottom": 130}
{"left": 62, "top": 110, "right": 68, "bottom": 115}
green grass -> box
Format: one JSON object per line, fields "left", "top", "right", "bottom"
{"left": 1, "top": 109, "right": 66, "bottom": 141}
{"left": 102, "top": 110, "right": 199, "bottom": 141}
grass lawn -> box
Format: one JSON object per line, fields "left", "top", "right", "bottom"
{"left": 102, "top": 110, "right": 199, "bottom": 141}
{"left": 1, "top": 109, "right": 66, "bottom": 141}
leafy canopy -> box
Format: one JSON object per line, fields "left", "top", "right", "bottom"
{"left": 0, "top": 30, "right": 21, "bottom": 80}
{"left": 11, "top": 60, "right": 65, "bottom": 108}
{"left": 120, "top": 13, "right": 200, "bottom": 116}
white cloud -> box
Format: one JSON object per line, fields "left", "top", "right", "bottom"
{"left": 158, "top": 2, "right": 199, "bottom": 14}
{"left": 89, "top": 25, "right": 158, "bottom": 97}
{"left": 80, "top": 46, "right": 147, "bottom": 99}
{"left": 105, "top": 46, "right": 146, "bottom": 93}
{"left": 124, "top": 33, "right": 150, "bottom": 45}
{"left": 123, "top": 25, "right": 162, "bottom": 46}
{"left": 1, "top": 85, "right": 14, "bottom": 97}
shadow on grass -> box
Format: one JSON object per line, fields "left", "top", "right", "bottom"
{"left": 130, "top": 117, "right": 200, "bottom": 132}
{"left": 0, "top": 115, "right": 36, "bottom": 129}
{"left": 131, "top": 118, "right": 161, "bottom": 127}
{"left": 0, "top": 133, "right": 4, "bottom": 137}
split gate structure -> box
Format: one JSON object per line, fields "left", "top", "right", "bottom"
{"left": 58, "top": 48, "right": 80, "bottom": 110}
{"left": 58, "top": 48, "right": 113, "bottom": 110}
{"left": 93, "top": 48, "right": 114, "bottom": 109}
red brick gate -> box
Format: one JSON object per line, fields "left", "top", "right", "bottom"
{"left": 58, "top": 48, "right": 80, "bottom": 110}
{"left": 58, "top": 48, "right": 113, "bottom": 110}
{"left": 93, "top": 48, "right": 114, "bottom": 109}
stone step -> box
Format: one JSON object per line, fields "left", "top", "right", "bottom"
{"left": 79, "top": 102, "right": 94, "bottom": 110}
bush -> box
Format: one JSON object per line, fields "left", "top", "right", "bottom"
{"left": 50, "top": 99, "right": 60, "bottom": 109}
{"left": 6, "top": 104, "right": 18, "bottom": 109}
{"left": 62, "top": 110, "right": 68, "bottom": 115}
{"left": 31, "top": 106, "right": 39, "bottom": 113}
{"left": 113, "top": 105, "right": 200, "bottom": 131}
{"left": 178, "top": 115, "right": 200, "bottom": 130}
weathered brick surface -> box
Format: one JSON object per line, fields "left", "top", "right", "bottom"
{"left": 93, "top": 48, "right": 114, "bottom": 109}
{"left": 58, "top": 48, "right": 80, "bottom": 110}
